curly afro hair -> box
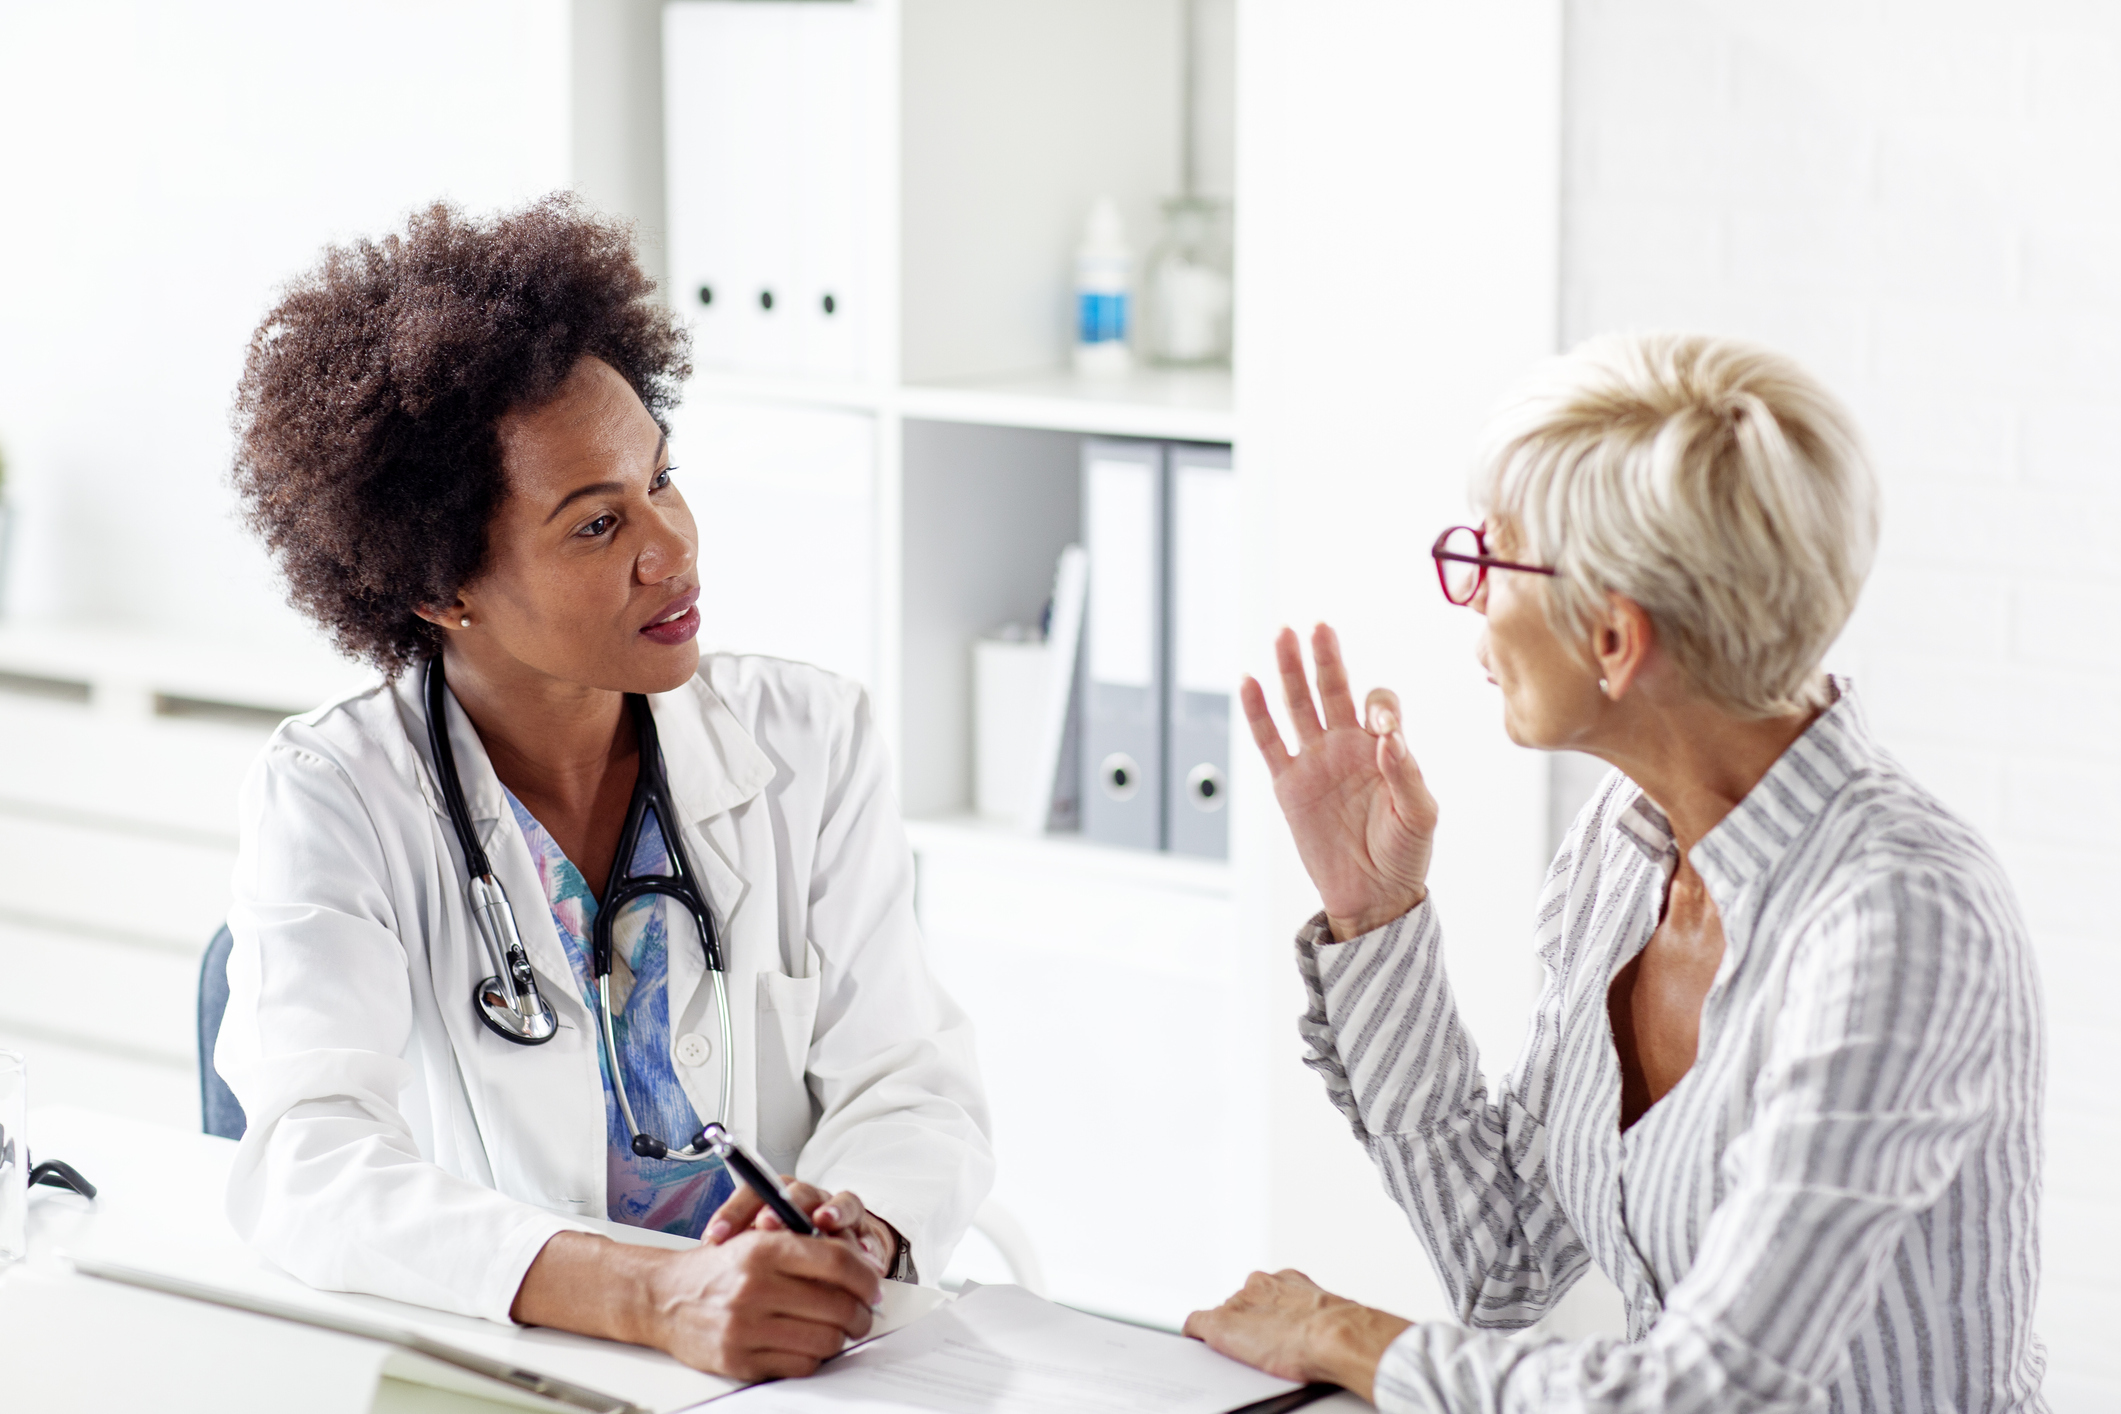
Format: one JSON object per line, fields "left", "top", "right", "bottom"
{"left": 232, "top": 194, "right": 691, "bottom": 673}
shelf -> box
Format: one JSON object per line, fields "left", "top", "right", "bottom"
{"left": 904, "top": 813, "right": 1233, "bottom": 898}
{"left": 0, "top": 619, "right": 375, "bottom": 723}
{"left": 898, "top": 367, "right": 1234, "bottom": 443}
{"left": 681, "top": 370, "right": 889, "bottom": 418}
{"left": 682, "top": 367, "right": 1236, "bottom": 445}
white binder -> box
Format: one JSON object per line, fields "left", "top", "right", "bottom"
{"left": 664, "top": 3, "right": 874, "bottom": 379}
{"left": 1080, "top": 441, "right": 1166, "bottom": 851}
{"left": 791, "top": 3, "right": 873, "bottom": 378}
{"left": 1166, "top": 446, "right": 1238, "bottom": 858}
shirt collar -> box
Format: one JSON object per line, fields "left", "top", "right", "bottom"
{"left": 1610, "top": 677, "right": 1872, "bottom": 904}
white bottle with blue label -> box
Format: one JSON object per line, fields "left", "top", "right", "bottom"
{"left": 1073, "top": 197, "right": 1133, "bottom": 377}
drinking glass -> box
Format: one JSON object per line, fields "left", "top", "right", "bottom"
{"left": 0, "top": 1048, "right": 24, "bottom": 1266}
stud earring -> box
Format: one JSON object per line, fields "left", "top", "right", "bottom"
{"left": 460, "top": 617, "right": 472, "bottom": 628}
{"left": 1598, "top": 678, "right": 1609, "bottom": 695}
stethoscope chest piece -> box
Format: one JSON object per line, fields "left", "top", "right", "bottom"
{"left": 471, "top": 872, "right": 561, "bottom": 1045}
{"left": 428, "top": 657, "right": 561, "bottom": 1047}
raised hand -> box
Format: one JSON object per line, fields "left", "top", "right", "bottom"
{"left": 1242, "top": 624, "right": 1437, "bottom": 940}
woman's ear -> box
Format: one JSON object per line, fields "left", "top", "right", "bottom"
{"left": 1593, "top": 594, "right": 1655, "bottom": 701}
{"left": 413, "top": 598, "right": 472, "bottom": 630}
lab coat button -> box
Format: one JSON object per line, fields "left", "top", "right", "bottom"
{"left": 674, "top": 1032, "right": 713, "bottom": 1067}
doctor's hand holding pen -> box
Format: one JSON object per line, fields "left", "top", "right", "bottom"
{"left": 1239, "top": 623, "right": 1438, "bottom": 942}
{"left": 708, "top": 1175, "right": 908, "bottom": 1277}
{"left": 513, "top": 1204, "right": 887, "bottom": 1381}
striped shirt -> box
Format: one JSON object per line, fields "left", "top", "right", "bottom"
{"left": 1298, "top": 683, "right": 2046, "bottom": 1413}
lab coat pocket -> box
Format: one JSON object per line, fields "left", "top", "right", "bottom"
{"left": 754, "top": 970, "right": 822, "bottom": 1175}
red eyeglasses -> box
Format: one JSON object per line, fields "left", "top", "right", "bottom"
{"left": 1431, "top": 525, "right": 1557, "bottom": 605}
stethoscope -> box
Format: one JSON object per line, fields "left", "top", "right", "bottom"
{"left": 424, "top": 656, "right": 734, "bottom": 1163}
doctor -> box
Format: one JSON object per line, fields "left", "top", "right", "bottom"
{"left": 217, "top": 195, "right": 993, "bottom": 1379}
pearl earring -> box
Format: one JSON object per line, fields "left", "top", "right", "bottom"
{"left": 460, "top": 617, "right": 472, "bottom": 628}
{"left": 1598, "top": 678, "right": 1609, "bottom": 695}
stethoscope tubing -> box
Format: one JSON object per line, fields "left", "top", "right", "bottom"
{"left": 425, "top": 656, "right": 734, "bottom": 1158}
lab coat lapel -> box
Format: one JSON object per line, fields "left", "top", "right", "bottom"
{"left": 388, "top": 672, "right": 606, "bottom": 1217}
{"left": 649, "top": 679, "right": 775, "bottom": 1144}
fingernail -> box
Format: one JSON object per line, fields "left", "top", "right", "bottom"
{"left": 1369, "top": 706, "right": 1398, "bottom": 735}
{"left": 705, "top": 1220, "right": 730, "bottom": 1243}
{"left": 818, "top": 1206, "right": 841, "bottom": 1227}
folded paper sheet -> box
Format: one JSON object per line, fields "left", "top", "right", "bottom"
{"left": 714, "top": 1283, "right": 1305, "bottom": 1413}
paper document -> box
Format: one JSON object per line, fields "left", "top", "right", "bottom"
{"left": 714, "top": 1284, "right": 1304, "bottom": 1413}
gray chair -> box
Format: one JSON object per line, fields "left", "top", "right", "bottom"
{"left": 198, "top": 925, "right": 246, "bottom": 1140}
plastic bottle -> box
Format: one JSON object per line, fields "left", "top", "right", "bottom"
{"left": 1072, "top": 197, "right": 1133, "bottom": 377}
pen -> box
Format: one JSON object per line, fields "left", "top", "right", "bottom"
{"left": 694, "top": 1122, "right": 817, "bottom": 1236}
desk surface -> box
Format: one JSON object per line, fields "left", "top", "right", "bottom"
{"left": 4, "top": 1107, "right": 1373, "bottom": 1414}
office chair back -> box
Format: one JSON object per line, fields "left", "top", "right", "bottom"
{"left": 198, "top": 925, "right": 247, "bottom": 1140}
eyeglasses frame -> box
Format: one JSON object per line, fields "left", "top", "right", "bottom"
{"left": 1431, "top": 524, "right": 1558, "bottom": 605}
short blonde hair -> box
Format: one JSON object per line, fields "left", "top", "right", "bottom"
{"left": 1473, "top": 332, "right": 1879, "bottom": 718}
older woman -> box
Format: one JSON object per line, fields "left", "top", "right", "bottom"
{"left": 1185, "top": 334, "right": 2045, "bottom": 1412}
{"left": 217, "top": 197, "right": 991, "bottom": 1378}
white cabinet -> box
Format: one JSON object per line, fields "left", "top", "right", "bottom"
{"left": 911, "top": 820, "right": 1256, "bottom": 1323}
{"left": 0, "top": 625, "right": 370, "bottom": 1129}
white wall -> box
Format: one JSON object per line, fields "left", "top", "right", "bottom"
{"left": 1561, "top": 2, "right": 2121, "bottom": 1405}
{"left": 0, "top": 0, "right": 570, "bottom": 649}
{"left": 1238, "top": 0, "right": 1562, "bottom": 1321}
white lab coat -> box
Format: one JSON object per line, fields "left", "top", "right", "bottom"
{"left": 216, "top": 654, "right": 993, "bottom": 1324}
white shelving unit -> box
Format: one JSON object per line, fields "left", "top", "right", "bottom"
{"left": 664, "top": 0, "right": 1243, "bottom": 1321}
{"left": 683, "top": 367, "right": 1234, "bottom": 444}
{"left": 664, "top": 0, "right": 1563, "bottom": 1326}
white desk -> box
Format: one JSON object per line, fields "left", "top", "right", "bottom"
{"left": 2, "top": 1106, "right": 621, "bottom": 1413}
{"left": 1, "top": 1107, "right": 1371, "bottom": 1414}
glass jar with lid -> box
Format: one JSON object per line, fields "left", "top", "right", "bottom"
{"left": 1141, "top": 195, "right": 1232, "bottom": 368}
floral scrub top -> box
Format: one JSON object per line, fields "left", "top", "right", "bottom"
{"left": 504, "top": 790, "right": 735, "bottom": 1236}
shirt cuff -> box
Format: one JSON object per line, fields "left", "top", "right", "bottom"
{"left": 486, "top": 1211, "right": 605, "bottom": 1326}
{"left": 1296, "top": 899, "right": 1431, "bottom": 951}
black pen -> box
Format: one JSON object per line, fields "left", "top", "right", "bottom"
{"left": 694, "top": 1122, "right": 816, "bottom": 1235}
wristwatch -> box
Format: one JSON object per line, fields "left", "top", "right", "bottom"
{"left": 885, "top": 1224, "right": 916, "bottom": 1283}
